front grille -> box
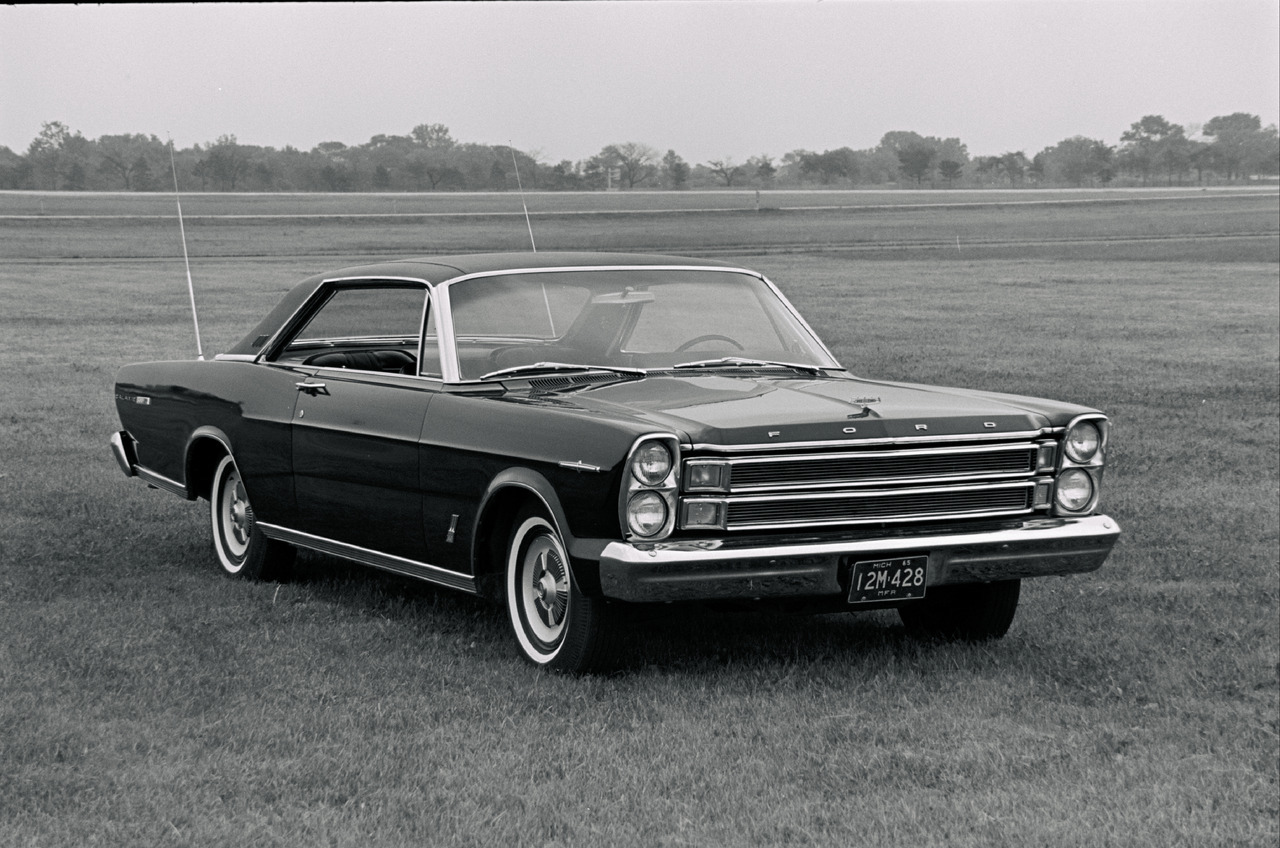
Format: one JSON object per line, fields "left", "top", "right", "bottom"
{"left": 725, "top": 483, "right": 1033, "bottom": 529}
{"left": 682, "top": 440, "right": 1048, "bottom": 531}
{"left": 728, "top": 444, "right": 1038, "bottom": 490}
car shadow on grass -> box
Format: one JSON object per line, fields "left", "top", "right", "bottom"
{"left": 286, "top": 550, "right": 1004, "bottom": 676}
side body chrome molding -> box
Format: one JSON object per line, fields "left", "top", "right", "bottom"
{"left": 257, "top": 523, "right": 478, "bottom": 594}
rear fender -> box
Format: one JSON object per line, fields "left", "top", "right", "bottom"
{"left": 184, "top": 426, "right": 233, "bottom": 501}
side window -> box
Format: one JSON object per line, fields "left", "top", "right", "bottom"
{"left": 273, "top": 284, "right": 428, "bottom": 375}
{"left": 293, "top": 286, "right": 424, "bottom": 342}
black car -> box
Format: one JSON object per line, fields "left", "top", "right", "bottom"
{"left": 112, "top": 252, "right": 1120, "bottom": 671}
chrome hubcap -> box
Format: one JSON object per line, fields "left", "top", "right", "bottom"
{"left": 229, "top": 481, "right": 250, "bottom": 546}
{"left": 525, "top": 539, "right": 568, "bottom": 634}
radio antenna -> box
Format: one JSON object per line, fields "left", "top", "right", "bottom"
{"left": 510, "top": 144, "right": 536, "bottom": 252}
{"left": 168, "top": 136, "right": 204, "bottom": 360}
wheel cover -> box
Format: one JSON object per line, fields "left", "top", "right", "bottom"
{"left": 521, "top": 534, "right": 569, "bottom": 646}
{"left": 216, "top": 460, "right": 252, "bottom": 568}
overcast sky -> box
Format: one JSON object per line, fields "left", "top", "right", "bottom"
{"left": 2, "top": 1, "right": 1276, "bottom": 164}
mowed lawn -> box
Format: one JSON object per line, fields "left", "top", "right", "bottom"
{"left": 0, "top": 195, "right": 1276, "bottom": 846}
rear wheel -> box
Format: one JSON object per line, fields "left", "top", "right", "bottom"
{"left": 505, "top": 507, "right": 613, "bottom": 672}
{"left": 210, "top": 454, "right": 294, "bottom": 581}
{"left": 898, "top": 579, "right": 1020, "bottom": 641}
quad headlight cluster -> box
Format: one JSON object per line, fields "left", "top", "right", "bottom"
{"left": 621, "top": 435, "right": 680, "bottom": 540}
{"left": 1052, "top": 416, "right": 1107, "bottom": 516}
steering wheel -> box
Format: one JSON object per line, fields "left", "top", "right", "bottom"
{"left": 674, "top": 334, "right": 745, "bottom": 352}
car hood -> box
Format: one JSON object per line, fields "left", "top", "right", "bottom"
{"left": 520, "top": 372, "right": 1095, "bottom": 446}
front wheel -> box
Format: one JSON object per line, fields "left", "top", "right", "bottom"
{"left": 210, "top": 454, "right": 294, "bottom": 581}
{"left": 505, "top": 508, "right": 613, "bottom": 672}
{"left": 897, "top": 579, "right": 1020, "bottom": 641}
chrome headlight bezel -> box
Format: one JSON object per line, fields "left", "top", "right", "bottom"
{"left": 626, "top": 491, "right": 669, "bottom": 537}
{"left": 1064, "top": 420, "right": 1102, "bottom": 464}
{"left": 620, "top": 434, "right": 680, "bottom": 541}
{"left": 1051, "top": 414, "right": 1108, "bottom": 516}
{"left": 1054, "top": 468, "right": 1096, "bottom": 513}
{"left": 631, "top": 442, "right": 673, "bottom": 486}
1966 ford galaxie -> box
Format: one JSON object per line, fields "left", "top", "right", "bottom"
{"left": 112, "top": 252, "right": 1119, "bottom": 671}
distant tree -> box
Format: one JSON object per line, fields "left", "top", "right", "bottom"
{"left": 411, "top": 123, "right": 455, "bottom": 149}
{"left": 319, "top": 164, "right": 351, "bottom": 191}
{"left": 1028, "top": 151, "right": 1046, "bottom": 183}
{"left": 27, "top": 121, "right": 85, "bottom": 190}
{"left": 661, "top": 149, "right": 690, "bottom": 188}
{"left": 1201, "top": 112, "right": 1280, "bottom": 180}
{"left": 1000, "top": 151, "right": 1029, "bottom": 185}
{"left": 749, "top": 154, "right": 777, "bottom": 187}
{"left": 577, "top": 154, "right": 608, "bottom": 190}
{"left": 599, "top": 143, "right": 659, "bottom": 188}
{"left": 897, "top": 144, "right": 935, "bottom": 186}
{"left": 204, "top": 135, "right": 250, "bottom": 190}
{"left": 1118, "top": 115, "right": 1185, "bottom": 185}
{"left": 879, "top": 131, "right": 966, "bottom": 186}
{"left": 250, "top": 161, "right": 276, "bottom": 192}
{"left": 547, "top": 159, "right": 585, "bottom": 191}
{"left": 972, "top": 155, "right": 999, "bottom": 186}
{"left": 1038, "top": 136, "right": 1113, "bottom": 186}
{"left": 796, "top": 148, "right": 856, "bottom": 184}
{"left": 488, "top": 159, "right": 508, "bottom": 190}
{"left": 938, "top": 159, "right": 963, "bottom": 186}
{"left": 706, "top": 158, "right": 745, "bottom": 187}
{"left": 373, "top": 164, "right": 392, "bottom": 189}
{"left": 95, "top": 133, "right": 165, "bottom": 190}
{"left": 0, "top": 145, "right": 32, "bottom": 189}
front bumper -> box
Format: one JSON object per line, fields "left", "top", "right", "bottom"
{"left": 591, "top": 515, "right": 1120, "bottom": 603}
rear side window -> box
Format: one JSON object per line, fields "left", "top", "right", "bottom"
{"left": 293, "top": 286, "right": 425, "bottom": 342}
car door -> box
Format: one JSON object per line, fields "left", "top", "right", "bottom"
{"left": 270, "top": 281, "right": 436, "bottom": 561}
{"left": 292, "top": 369, "right": 434, "bottom": 559}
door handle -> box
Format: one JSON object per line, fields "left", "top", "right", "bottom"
{"left": 295, "top": 381, "right": 329, "bottom": 396}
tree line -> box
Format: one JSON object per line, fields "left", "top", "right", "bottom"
{"left": 2, "top": 114, "right": 1276, "bottom": 193}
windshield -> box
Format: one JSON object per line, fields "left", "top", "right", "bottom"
{"left": 444, "top": 268, "right": 838, "bottom": 381}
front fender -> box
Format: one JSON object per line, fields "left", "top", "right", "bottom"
{"left": 472, "top": 467, "right": 606, "bottom": 598}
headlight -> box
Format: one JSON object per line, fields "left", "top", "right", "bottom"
{"left": 631, "top": 442, "right": 673, "bottom": 485}
{"left": 1055, "top": 468, "right": 1094, "bottom": 512}
{"left": 1065, "top": 421, "right": 1101, "bottom": 463}
{"left": 627, "top": 491, "right": 668, "bottom": 537}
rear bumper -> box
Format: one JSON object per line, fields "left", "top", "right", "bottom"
{"left": 592, "top": 515, "right": 1120, "bottom": 603}
{"left": 110, "top": 430, "right": 138, "bottom": 477}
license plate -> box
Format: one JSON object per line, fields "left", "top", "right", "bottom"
{"left": 848, "top": 555, "right": 928, "bottom": 604}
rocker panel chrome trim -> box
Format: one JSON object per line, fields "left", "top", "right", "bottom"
{"left": 135, "top": 465, "right": 189, "bottom": 499}
{"left": 258, "top": 523, "right": 478, "bottom": 594}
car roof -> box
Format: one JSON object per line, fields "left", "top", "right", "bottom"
{"left": 225, "top": 251, "right": 750, "bottom": 357}
{"left": 325, "top": 251, "right": 737, "bottom": 282}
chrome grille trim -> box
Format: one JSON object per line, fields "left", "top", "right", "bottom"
{"left": 687, "top": 429, "right": 1054, "bottom": 453}
{"left": 725, "top": 442, "right": 1039, "bottom": 491}
{"left": 723, "top": 481, "right": 1034, "bottom": 530}
{"left": 679, "top": 437, "right": 1056, "bottom": 532}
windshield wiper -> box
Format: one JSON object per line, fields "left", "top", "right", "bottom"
{"left": 478, "top": 362, "right": 647, "bottom": 382}
{"left": 671, "top": 356, "right": 828, "bottom": 375}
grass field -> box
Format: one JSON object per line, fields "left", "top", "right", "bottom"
{"left": 0, "top": 191, "right": 1276, "bottom": 846}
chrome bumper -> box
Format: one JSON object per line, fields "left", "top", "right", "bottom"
{"left": 592, "top": 515, "right": 1120, "bottom": 603}
{"left": 110, "top": 430, "right": 137, "bottom": 477}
